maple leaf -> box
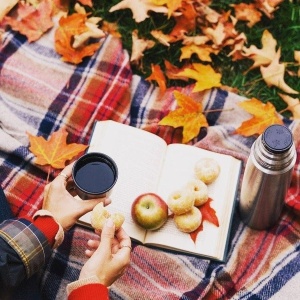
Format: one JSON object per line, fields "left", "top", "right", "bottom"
{"left": 131, "top": 29, "right": 155, "bottom": 62}
{"left": 150, "top": 30, "right": 174, "bottom": 46}
{"left": 278, "top": 93, "right": 300, "bottom": 120}
{"left": 254, "top": 0, "right": 284, "bottom": 19}
{"left": 149, "top": 0, "right": 182, "bottom": 17}
{"left": 177, "top": 63, "right": 222, "bottom": 92}
{"left": 190, "top": 198, "right": 219, "bottom": 243}
{"left": 180, "top": 44, "right": 219, "bottom": 62}
{"left": 109, "top": 0, "right": 168, "bottom": 23}
{"left": 158, "top": 90, "right": 208, "bottom": 143}
{"left": 164, "top": 60, "right": 191, "bottom": 81}
{"left": 242, "top": 29, "right": 277, "bottom": 71}
{"left": 260, "top": 49, "right": 299, "bottom": 95}
{"left": 232, "top": 3, "right": 262, "bottom": 27}
{"left": 146, "top": 64, "right": 167, "bottom": 93}
{"left": 235, "top": 98, "right": 283, "bottom": 137}
{"left": 2, "top": 0, "right": 54, "bottom": 42}
{"left": 101, "top": 21, "right": 121, "bottom": 38}
{"left": 169, "top": 1, "right": 196, "bottom": 40}
{"left": 55, "top": 13, "right": 101, "bottom": 64}
{"left": 28, "top": 128, "right": 88, "bottom": 169}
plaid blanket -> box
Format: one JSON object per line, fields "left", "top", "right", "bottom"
{"left": 1, "top": 27, "right": 300, "bottom": 300}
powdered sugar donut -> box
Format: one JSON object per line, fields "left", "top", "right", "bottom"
{"left": 194, "top": 158, "right": 220, "bottom": 184}
{"left": 91, "top": 202, "right": 125, "bottom": 231}
{"left": 167, "top": 189, "right": 195, "bottom": 215}
{"left": 174, "top": 206, "right": 202, "bottom": 233}
{"left": 186, "top": 179, "right": 209, "bottom": 206}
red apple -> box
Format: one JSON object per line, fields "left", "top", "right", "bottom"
{"left": 131, "top": 193, "right": 168, "bottom": 230}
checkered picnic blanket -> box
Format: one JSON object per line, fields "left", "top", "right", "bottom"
{"left": 1, "top": 26, "right": 300, "bottom": 300}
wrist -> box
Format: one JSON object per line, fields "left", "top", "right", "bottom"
{"left": 33, "top": 209, "right": 64, "bottom": 248}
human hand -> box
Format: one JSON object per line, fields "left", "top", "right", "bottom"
{"left": 79, "top": 219, "right": 131, "bottom": 286}
{"left": 42, "top": 162, "right": 111, "bottom": 231}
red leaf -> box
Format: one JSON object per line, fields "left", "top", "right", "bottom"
{"left": 190, "top": 198, "right": 219, "bottom": 243}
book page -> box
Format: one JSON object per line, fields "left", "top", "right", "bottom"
{"left": 144, "top": 144, "right": 241, "bottom": 260}
{"left": 78, "top": 120, "right": 168, "bottom": 243}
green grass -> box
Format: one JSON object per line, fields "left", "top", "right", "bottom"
{"left": 86, "top": 0, "right": 300, "bottom": 118}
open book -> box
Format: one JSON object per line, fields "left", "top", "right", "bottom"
{"left": 78, "top": 120, "right": 242, "bottom": 262}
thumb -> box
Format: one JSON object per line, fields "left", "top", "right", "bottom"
{"left": 96, "top": 218, "right": 115, "bottom": 256}
{"left": 78, "top": 198, "right": 111, "bottom": 216}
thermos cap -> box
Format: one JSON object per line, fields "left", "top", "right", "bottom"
{"left": 262, "top": 124, "right": 293, "bottom": 154}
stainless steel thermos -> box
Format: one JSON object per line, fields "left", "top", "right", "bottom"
{"left": 239, "top": 124, "right": 296, "bottom": 230}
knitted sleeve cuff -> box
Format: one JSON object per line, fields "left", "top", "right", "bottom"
{"left": 67, "top": 275, "right": 107, "bottom": 296}
{"left": 33, "top": 210, "right": 64, "bottom": 249}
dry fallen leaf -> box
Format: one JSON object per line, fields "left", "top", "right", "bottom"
{"left": 260, "top": 49, "right": 298, "bottom": 95}
{"left": 131, "top": 29, "right": 155, "bottom": 62}
{"left": 55, "top": 13, "right": 101, "bottom": 64}
{"left": 146, "top": 64, "right": 167, "bottom": 93}
{"left": 180, "top": 44, "right": 219, "bottom": 62}
{"left": 159, "top": 90, "right": 208, "bottom": 143}
{"left": 77, "top": 0, "right": 93, "bottom": 7}
{"left": 242, "top": 29, "right": 277, "bottom": 71}
{"left": 235, "top": 98, "right": 283, "bottom": 136}
{"left": 232, "top": 3, "right": 262, "bottom": 27}
{"left": 109, "top": 0, "right": 168, "bottom": 23}
{"left": 27, "top": 128, "right": 88, "bottom": 169}
{"left": 2, "top": 0, "right": 54, "bottom": 42}
{"left": 278, "top": 93, "right": 300, "bottom": 119}
{"left": 177, "top": 63, "right": 222, "bottom": 92}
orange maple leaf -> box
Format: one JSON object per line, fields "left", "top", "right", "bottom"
{"left": 169, "top": 1, "right": 196, "bottom": 40}
{"left": 177, "top": 63, "right": 222, "bottom": 92}
{"left": 232, "top": 3, "right": 262, "bottom": 28}
{"left": 235, "top": 98, "right": 283, "bottom": 137}
{"left": 55, "top": 13, "right": 101, "bottom": 64}
{"left": 190, "top": 198, "right": 219, "bottom": 243}
{"left": 158, "top": 90, "right": 208, "bottom": 143}
{"left": 2, "top": 0, "right": 54, "bottom": 42}
{"left": 27, "top": 128, "right": 88, "bottom": 169}
{"left": 146, "top": 64, "right": 167, "bottom": 93}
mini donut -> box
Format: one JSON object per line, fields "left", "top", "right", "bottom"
{"left": 174, "top": 206, "right": 202, "bottom": 233}
{"left": 186, "top": 179, "right": 209, "bottom": 206}
{"left": 167, "top": 189, "right": 195, "bottom": 215}
{"left": 91, "top": 202, "right": 125, "bottom": 231}
{"left": 194, "top": 157, "right": 220, "bottom": 184}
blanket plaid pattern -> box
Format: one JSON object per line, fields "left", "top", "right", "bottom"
{"left": 1, "top": 27, "right": 300, "bottom": 300}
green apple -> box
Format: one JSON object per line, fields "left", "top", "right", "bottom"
{"left": 131, "top": 193, "right": 168, "bottom": 230}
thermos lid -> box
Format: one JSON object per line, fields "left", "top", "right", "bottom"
{"left": 262, "top": 124, "right": 293, "bottom": 154}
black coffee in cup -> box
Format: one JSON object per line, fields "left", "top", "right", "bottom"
{"left": 72, "top": 152, "right": 118, "bottom": 199}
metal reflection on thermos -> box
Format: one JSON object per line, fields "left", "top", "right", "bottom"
{"left": 239, "top": 124, "right": 296, "bottom": 230}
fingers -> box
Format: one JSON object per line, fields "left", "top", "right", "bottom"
{"left": 57, "top": 162, "right": 75, "bottom": 185}
{"left": 116, "top": 227, "right": 131, "bottom": 247}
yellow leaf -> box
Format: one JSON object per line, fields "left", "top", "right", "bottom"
{"left": 177, "top": 63, "right": 222, "bottom": 92}
{"left": 235, "top": 98, "right": 283, "bottom": 137}
{"left": 158, "top": 91, "right": 208, "bottom": 143}
{"left": 28, "top": 128, "right": 88, "bottom": 169}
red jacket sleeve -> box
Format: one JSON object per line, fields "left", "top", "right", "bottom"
{"left": 68, "top": 283, "right": 109, "bottom": 300}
